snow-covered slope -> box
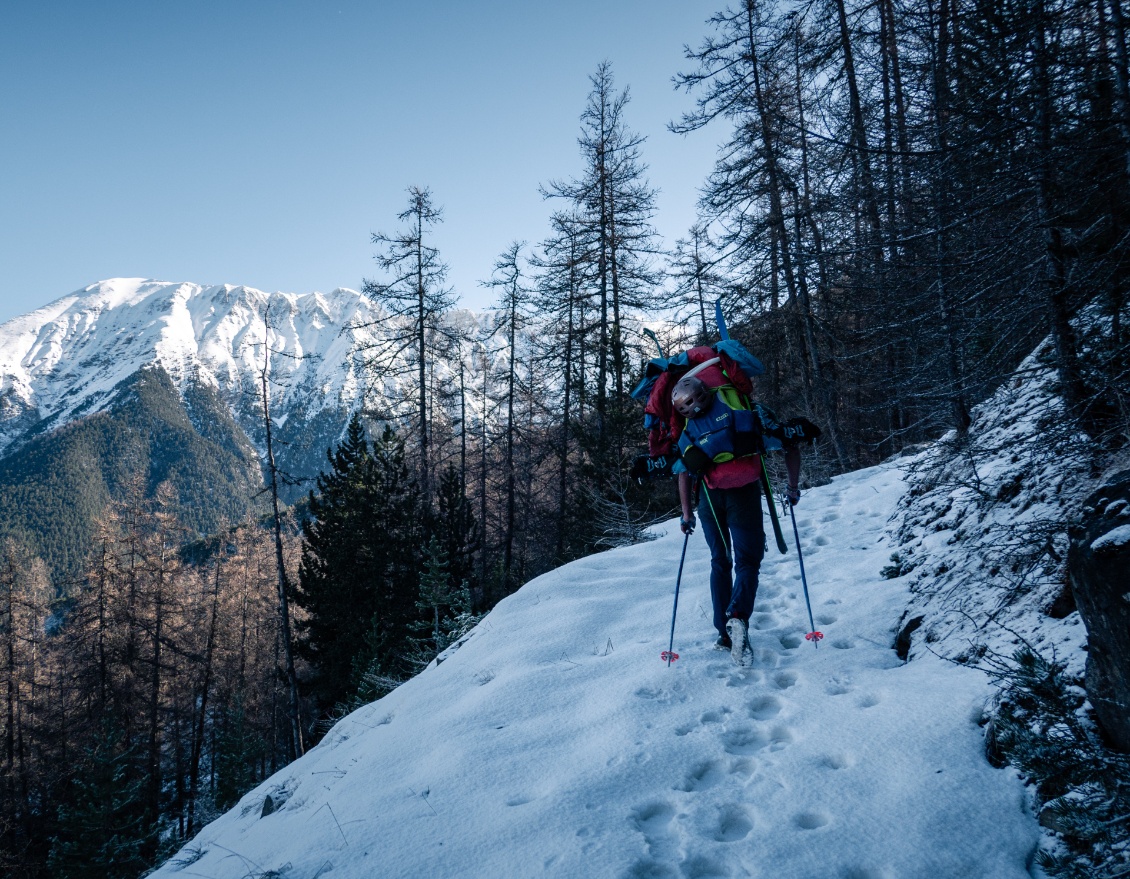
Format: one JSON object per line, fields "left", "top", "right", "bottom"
{"left": 155, "top": 464, "right": 1038, "bottom": 879}
{"left": 0, "top": 278, "right": 379, "bottom": 457}
{"left": 888, "top": 336, "right": 1092, "bottom": 679}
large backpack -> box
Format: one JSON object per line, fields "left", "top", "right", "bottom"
{"left": 629, "top": 340, "right": 820, "bottom": 482}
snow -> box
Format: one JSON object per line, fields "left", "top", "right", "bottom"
{"left": 0, "top": 278, "right": 386, "bottom": 458}
{"left": 887, "top": 338, "right": 1091, "bottom": 679}
{"left": 155, "top": 463, "right": 1038, "bottom": 879}
{"left": 1091, "top": 524, "right": 1130, "bottom": 552}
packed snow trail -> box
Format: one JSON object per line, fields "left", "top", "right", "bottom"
{"left": 157, "top": 463, "right": 1038, "bottom": 879}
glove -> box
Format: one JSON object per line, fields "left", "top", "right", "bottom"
{"left": 680, "top": 513, "right": 696, "bottom": 535}
{"left": 786, "top": 486, "right": 801, "bottom": 506}
{"left": 629, "top": 453, "right": 676, "bottom": 483}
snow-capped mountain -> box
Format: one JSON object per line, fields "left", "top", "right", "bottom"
{"left": 0, "top": 278, "right": 380, "bottom": 460}
{"left": 0, "top": 278, "right": 400, "bottom": 578}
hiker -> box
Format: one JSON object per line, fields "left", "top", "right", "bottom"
{"left": 674, "top": 375, "right": 801, "bottom": 664}
{"left": 629, "top": 338, "right": 819, "bottom": 665}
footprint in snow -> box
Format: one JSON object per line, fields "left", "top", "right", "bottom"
{"left": 825, "top": 679, "right": 852, "bottom": 696}
{"left": 749, "top": 647, "right": 780, "bottom": 668}
{"left": 721, "top": 726, "right": 770, "bottom": 755}
{"left": 636, "top": 686, "right": 685, "bottom": 703}
{"left": 768, "top": 725, "right": 794, "bottom": 750}
{"left": 816, "top": 613, "right": 838, "bottom": 626}
{"left": 632, "top": 801, "right": 682, "bottom": 869}
{"left": 821, "top": 511, "right": 841, "bottom": 522}
{"left": 705, "top": 804, "right": 754, "bottom": 842}
{"left": 819, "top": 751, "right": 854, "bottom": 770}
{"left": 779, "top": 633, "right": 802, "bottom": 650}
{"left": 831, "top": 637, "right": 854, "bottom": 650}
{"left": 794, "top": 811, "right": 832, "bottom": 830}
{"left": 747, "top": 695, "right": 783, "bottom": 720}
{"left": 674, "top": 761, "right": 726, "bottom": 792}
{"left": 813, "top": 535, "right": 830, "bottom": 546}
{"left": 773, "top": 670, "right": 799, "bottom": 690}
{"left": 726, "top": 670, "right": 762, "bottom": 687}
{"left": 625, "top": 859, "right": 678, "bottom": 879}
{"left": 679, "top": 854, "right": 731, "bottom": 878}
{"left": 750, "top": 612, "right": 777, "bottom": 631}
{"left": 856, "top": 692, "right": 882, "bottom": 708}
{"left": 633, "top": 801, "right": 675, "bottom": 834}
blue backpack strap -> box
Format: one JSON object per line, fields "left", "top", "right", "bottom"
{"left": 715, "top": 338, "right": 766, "bottom": 377}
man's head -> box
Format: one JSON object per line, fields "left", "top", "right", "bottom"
{"left": 671, "top": 374, "right": 713, "bottom": 418}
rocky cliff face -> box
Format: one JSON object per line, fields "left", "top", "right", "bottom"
{"left": 1069, "top": 470, "right": 1130, "bottom": 752}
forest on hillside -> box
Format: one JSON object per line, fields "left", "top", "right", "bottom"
{"left": 2, "top": 0, "right": 1129, "bottom": 876}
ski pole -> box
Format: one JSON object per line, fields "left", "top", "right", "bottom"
{"left": 663, "top": 529, "right": 691, "bottom": 665}
{"left": 786, "top": 496, "right": 823, "bottom": 647}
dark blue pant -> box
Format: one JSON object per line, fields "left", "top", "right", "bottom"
{"left": 699, "top": 482, "right": 765, "bottom": 634}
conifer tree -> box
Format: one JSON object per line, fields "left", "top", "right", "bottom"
{"left": 47, "top": 722, "right": 151, "bottom": 879}
{"left": 483, "top": 243, "right": 529, "bottom": 592}
{"left": 296, "top": 418, "right": 423, "bottom": 716}
{"left": 543, "top": 62, "right": 662, "bottom": 479}
{"left": 433, "top": 465, "right": 478, "bottom": 605}
{"left": 363, "top": 186, "right": 456, "bottom": 500}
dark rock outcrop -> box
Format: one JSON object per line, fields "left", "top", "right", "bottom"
{"left": 1068, "top": 470, "right": 1130, "bottom": 752}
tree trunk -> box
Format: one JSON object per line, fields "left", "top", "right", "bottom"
{"left": 416, "top": 210, "right": 430, "bottom": 502}
{"left": 929, "top": 0, "right": 972, "bottom": 433}
{"left": 1033, "top": 0, "right": 1086, "bottom": 417}
{"left": 187, "top": 561, "right": 221, "bottom": 836}
{"left": 503, "top": 283, "right": 517, "bottom": 591}
{"left": 556, "top": 235, "right": 578, "bottom": 563}
{"left": 144, "top": 540, "right": 166, "bottom": 848}
{"left": 833, "top": 0, "right": 885, "bottom": 251}
{"left": 260, "top": 307, "right": 304, "bottom": 760}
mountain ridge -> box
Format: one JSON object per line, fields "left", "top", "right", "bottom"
{"left": 0, "top": 278, "right": 381, "bottom": 462}
{"left": 0, "top": 278, "right": 394, "bottom": 578}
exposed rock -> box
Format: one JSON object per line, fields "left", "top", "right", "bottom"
{"left": 1068, "top": 470, "right": 1130, "bottom": 752}
{"left": 1043, "top": 581, "right": 1076, "bottom": 619}
{"left": 894, "top": 614, "right": 925, "bottom": 661}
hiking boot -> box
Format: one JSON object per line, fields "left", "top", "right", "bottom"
{"left": 726, "top": 617, "right": 751, "bottom": 667}
{"left": 714, "top": 632, "right": 732, "bottom": 651}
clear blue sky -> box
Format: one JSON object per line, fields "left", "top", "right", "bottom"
{"left": 0, "top": 0, "right": 722, "bottom": 323}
